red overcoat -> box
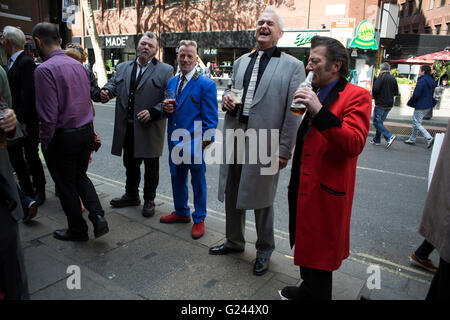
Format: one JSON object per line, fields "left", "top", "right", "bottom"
{"left": 288, "top": 78, "right": 372, "bottom": 271}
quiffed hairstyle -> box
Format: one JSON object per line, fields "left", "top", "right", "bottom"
{"left": 3, "top": 26, "right": 26, "bottom": 49}
{"left": 178, "top": 40, "right": 198, "bottom": 51}
{"left": 262, "top": 6, "right": 284, "bottom": 30}
{"left": 31, "top": 22, "right": 61, "bottom": 47}
{"left": 310, "top": 36, "right": 350, "bottom": 78}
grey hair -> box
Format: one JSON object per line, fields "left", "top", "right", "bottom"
{"left": 380, "top": 62, "right": 390, "bottom": 71}
{"left": 139, "top": 31, "right": 158, "bottom": 45}
{"left": 178, "top": 40, "right": 198, "bottom": 51}
{"left": 262, "top": 6, "right": 284, "bottom": 30}
{"left": 3, "top": 26, "right": 26, "bottom": 49}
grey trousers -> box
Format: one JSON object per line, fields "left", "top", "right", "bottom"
{"left": 224, "top": 162, "right": 275, "bottom": 259}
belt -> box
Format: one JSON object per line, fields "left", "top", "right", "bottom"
{"left": 56, "top": 122, "right": 92, "bottom": 134}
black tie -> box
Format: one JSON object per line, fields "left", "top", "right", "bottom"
{"left": 178, "top": 75, "right": 186, "bottom": 97}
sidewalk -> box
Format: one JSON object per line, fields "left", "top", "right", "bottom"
{"left": 20, "top": 167, "right": 434, "bottom": 301}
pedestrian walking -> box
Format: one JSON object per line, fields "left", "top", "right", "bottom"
{"left": 161, "top": 40, "right": 218, "bottom": 240}
{"left": 2, "top": 26, "right": 46, "bottom": 206}
{"left": 209, "top": 6, "right": 305, "bottom": 276}
{"left": 100, "top": 31, "right": 173, "bottom": 218}
{"left": 418, "top": 117, "right": 450, "bottom": 300}
{"left": 32, "top": 22, "right": 109, "bottom": 241}
{"left": 370, "top": 62, "right": 398, "bottom": 149}
{"left": 280, "top": 36, "right": 371, "bottom": 300}
{"left": 404, "top": 65, "right": 437, "bottom": 148}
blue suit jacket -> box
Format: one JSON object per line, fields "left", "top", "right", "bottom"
{"left": 166, "top": 72, "right": 218, "bottom": 173}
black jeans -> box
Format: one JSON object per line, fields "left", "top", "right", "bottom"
{"left": 44, "top": 125, "right": 104, "bottom": 234}
{"left": 298, "top": 266, "right": 333, "bottom": 300}
{"left": 426, "top": 258, "right": 450, "bottom": 300}
{"left": 7, "top": 129, "right": 46, "bottom": 196}
{"left": 123, "top": 124, "right": 159, "bottom": 201}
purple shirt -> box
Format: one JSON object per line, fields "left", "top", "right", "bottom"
{"left": 34, "top": 50, "right": 93, "bottom": 149}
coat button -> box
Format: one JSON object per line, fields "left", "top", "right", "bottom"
{"left": 174, "top": 123, "right": 176, "bottom": 127}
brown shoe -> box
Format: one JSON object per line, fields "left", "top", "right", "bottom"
{"left": 409, "top": 253, "right": 438, "bottom": 272}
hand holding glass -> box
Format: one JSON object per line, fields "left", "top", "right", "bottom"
{"left": 228, "top": 87, "right": 244, "bottom": 118}
{"left": 164, "top": 89, "right": 176, "bottom": 113}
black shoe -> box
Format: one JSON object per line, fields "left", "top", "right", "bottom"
{"left": 142, "top": 200, "right": 155, "bottom": 218}
{"left": 23, "top": 200, "right": 38, "bottom": 224}
{"left": 209, "top": 243, "right": 244, "bottom": 255}
{"left": 34, "top": 191, "right": 46, "bottom": 206}
{"left": 253, "top": 257, "right": 270, "bottom": 276}
{"left": 110, "top": 194, "right": 140, "bottom": 208}
{"left": 90, "top": 215, "right": 109, "bottom": 238}
{"left": 53, "top": 229, "right": 89, "bottom": 242}
{"left": 279, "top": 286, "right": 302, "bottom": 300}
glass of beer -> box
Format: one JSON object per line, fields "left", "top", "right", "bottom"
{"left": 164, "top": 89, "right": 176, "bottom": 105}
{"left": 228, "top": 87, "right": 243, "bottom": 118}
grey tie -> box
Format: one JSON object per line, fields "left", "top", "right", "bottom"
{"left": 243, "top": 50, "right": 263, "bottom": 116}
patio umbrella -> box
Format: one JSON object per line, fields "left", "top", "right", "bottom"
{"left": 389, "top": 50, "right": 450, "bottom": 65}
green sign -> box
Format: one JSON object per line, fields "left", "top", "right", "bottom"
{"left": 294, "top": 33, "right": 317, "bottom": 47}
{"left": 349, "top": 20, "right": 378, "bottom": 50}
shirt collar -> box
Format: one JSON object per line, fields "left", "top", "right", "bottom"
{"left": 250, "top": 46, "right": 277, "bottom": 59}
{"left": 180, "top": 68, "right": 196, "bottom": 82}
{"left": 9, "top": 50, "right": 23, "bottom": 67}
{"left": 317, "top": 78, "right": 340, "bottom": 103}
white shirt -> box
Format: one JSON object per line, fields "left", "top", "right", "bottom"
{"left": 8, "top": 50, "right": 24, "bottom": 70}
{"left": 177, "top": 68, "right": 196, "bottom": 93}
{"left": 136, "top": 58, "right": 151, "bottom": 79}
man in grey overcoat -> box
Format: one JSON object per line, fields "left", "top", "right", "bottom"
{"left": 209, "top": 6, "right": 305, "bottom": 275}
{"left": 100, "top": 32, "right": 173, "bottom": 218}
{"left": 419, "top": 117, "right": 450, "bottom": 300}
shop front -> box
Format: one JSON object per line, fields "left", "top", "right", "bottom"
{"left": 73, "top": 34, "right": 138, "bottom": 79}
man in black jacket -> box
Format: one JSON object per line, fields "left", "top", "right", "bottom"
{"left": 370, "top": 62, "right": 399, "bottom": 149}
{"left": 3, "top": 26, "right": 46, "bottom": 206}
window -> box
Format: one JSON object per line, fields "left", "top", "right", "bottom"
{"left": 418, "top": 0, "right": 423, "bottom": 12}
{"left": 165, "top": 0, "right": 182, "bottom": 6}
{"left": 400, "top": 3, "right": 405, "bottom": 16}
{"left": 424, "top": 26, "right": 432, "bottom": 33}
{"left": 91, "top": 0, "right": 100, "bottom": 10}
{"left": 428, "top": 0, "right": 435, "bottom": 9}
{"left": 435, "top": 24, "right": 441, "bottom": 34}
{"left": 447, "top": 23, "right": 450, "bottom": 35}
{"left": 440, "top": 0, "right": 446, "bottom": 6}
{"left": 142, "top": 0, "right": 155, "bottom": 5}
{"left": 124, "top": 0, "right": 135, "bottom": 8}
{"left": 106, "top": 0, "right": 117, "bottom": 10}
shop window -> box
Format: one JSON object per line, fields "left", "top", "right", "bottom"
{"left": 124, "top": 0, "right": 135, "bottom": 8}
{"left": 428, "top": 0, "right": 435, "bottom": 9}
{"left": 106, "top": 0, "right": 117, "bottom": 10}
{"left": 142, "top": 0, "right": 155, "bottom": 6}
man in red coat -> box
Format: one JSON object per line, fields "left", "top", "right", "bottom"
{"left": 280, "top": 36, "right": 372, "bottom": 300}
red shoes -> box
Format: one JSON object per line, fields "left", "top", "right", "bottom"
{"left": 160, "top": 212, "right": 204, "bottom": 239}
{"left": 191, "top": 221, "right": 205, "bottom": 239}
{"left": 160, "top": 212, "right": 191, "bottom": 224}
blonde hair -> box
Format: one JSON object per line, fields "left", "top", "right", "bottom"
{"left": 178, "top": 40, "right": 198, "bottom": 51}
{"left": 65, "top": 43, "right": 87, "bottom": 63}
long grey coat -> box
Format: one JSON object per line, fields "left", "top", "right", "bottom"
{"left": 419, "top": 117, "right": 450, "bottom": 263}
{"left": 103, "top": 59, "right": 173, "bottom": 158}
{"left": 218, "top": 49, "right": 305, "bottom": 210}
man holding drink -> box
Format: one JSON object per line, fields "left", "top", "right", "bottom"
{"left": 161, "top": 40, "right": 218, "bottom": 240}
{"left": 100, "top": 31, "right": 173, "bottom": 218}
{"left": 281, "top": 36, "right": 372, "bottom": 300}
{"left": 210, "top": 6, "right": 305, "bottom": 276}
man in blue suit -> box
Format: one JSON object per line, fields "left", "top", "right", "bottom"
{"left": 161, "top": 40, "right": 218, "bottom": 240}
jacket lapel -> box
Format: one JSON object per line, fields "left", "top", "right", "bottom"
{"left": 7, "top": 51, "right": 24, "bottom": 76}
{"left": 321, "top": 77, "right": 348, "bottom": 110}
{"left": 124, "top": 61, "right": 134, "bottom": 96}
{"left": 136, "top": 59, "right": 157, "bottom": 91}
{"left": 234, "top": 54, "right": 252, "bottom": 89}
{"left": 251, "top": 54, "right": 280, "bottom": 107}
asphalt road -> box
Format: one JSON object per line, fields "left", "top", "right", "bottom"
{"left": 90, "top": 100, "right": 438, "bottom": 272}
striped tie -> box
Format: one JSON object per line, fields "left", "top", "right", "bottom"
{"left": 177, "top": 75, "right": 186, "bottom": 97}
{"left": 242, "top": 50, "right": 263, "bottom": 116}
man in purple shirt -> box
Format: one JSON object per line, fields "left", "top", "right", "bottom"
{"left": 32, "top": 22, "right": 109, "bottom": 242}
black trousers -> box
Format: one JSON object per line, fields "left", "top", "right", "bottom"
{"left": 298, "top": 266, "right": 333, "bottom": 300}
{"left": 43, "top": 125, "right": 104, "bottom": 234}
{"left": 123, "top": 124, "right": 159, "bottom": 201}
{"left": 415, "top": 239, "right": 435, "bottom": 260}
{"left": 7, "top": 129, "right": 46, "bottom": 196}
{"left": 0, "top": 206, "right": 29, "bottom": 300}
{"left": 426, "top": 258, "right": 450, "bottom": 300}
